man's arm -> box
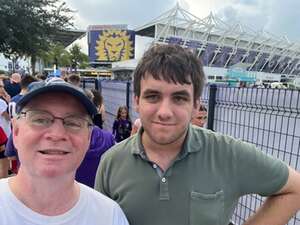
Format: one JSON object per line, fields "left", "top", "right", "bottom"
{"left": 244, "top": 166, "right": 300, "bottom": 225}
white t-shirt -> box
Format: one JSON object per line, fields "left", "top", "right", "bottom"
{"left": 0, "top": 178, "right": 129, "bottom": 225}
{"left": 0, "top": 98, "right": 10, "bottom": 137}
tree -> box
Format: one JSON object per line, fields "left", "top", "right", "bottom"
{"left": 69, "top": 44, "right": 89, "bottom": 70}
{"left": 40, "top": 43, "right": 71, "bottom": 68}
{"left": 0, "top": 0, "right": 74, "bottom": 73}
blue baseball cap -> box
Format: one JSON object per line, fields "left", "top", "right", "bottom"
{"left": 17, "top": 77, "right": 97, "bottom": 119}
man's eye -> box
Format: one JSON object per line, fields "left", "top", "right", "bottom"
{"left": 144, "top": 95, "right": 159, "bottom": 102}
{"left": 173, "top": 96, "right": 188, "bottom": 103}
{"left": 31, "top": 118, "right": 51, "bottom": 125}
{"left": 64, "top": 119, "right": 83, "bottom": 129}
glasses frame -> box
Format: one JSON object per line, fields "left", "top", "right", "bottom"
{"left": 17, "top": 109, "right": 93, "bottom": 133}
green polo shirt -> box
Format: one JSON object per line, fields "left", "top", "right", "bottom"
{"left": 95, "top": 125, "right": 288, "bottom": 225}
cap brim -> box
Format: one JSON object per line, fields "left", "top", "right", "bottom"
{"left": 17, "top": 85, "right": 97, "bottom": 118}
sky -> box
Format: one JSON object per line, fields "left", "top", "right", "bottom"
{"left": 64, "top": 0, "right": 300, "bottom": 41}
{"left": 64, "top": 0, "right": 300, "bottom": 58}
{"left": 2, "top": 0, "right": 300, "bottom": 70}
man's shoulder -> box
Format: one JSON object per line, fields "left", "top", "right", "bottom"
{"left": 102, "top": 136, "right": 135, "bottom": 160}
{"left": 79, "top": 183, "right": 119, "bottom": 208}
{"left": 0, "top": 178, "right": 9, "bottom": 199}
{"left": 189, "top": 126, "right": 254, "bottom": 154}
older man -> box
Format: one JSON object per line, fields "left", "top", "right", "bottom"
{"left": 0, "top": 78, "right": 129, "bottom": 225}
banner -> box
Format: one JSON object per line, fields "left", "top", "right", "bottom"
{"left": 88, "top": 28, "right": 135, "bottom": 62}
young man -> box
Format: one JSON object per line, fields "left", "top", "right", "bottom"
{"left": 95, "top": 44, "right": 300, "bottom": 225}
{"left": 0, "top": 78, "right": 129, "bottom": 225}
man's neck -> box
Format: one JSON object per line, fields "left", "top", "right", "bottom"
{"left": 9, "top": 170, "right": 80, "bottom": 216}
{"left": 142, "top": 131, "right": 187, "bottom": 172}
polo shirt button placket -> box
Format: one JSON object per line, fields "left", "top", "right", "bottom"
{"left": 159, "top": 176, "right": 169, "bottom": 200}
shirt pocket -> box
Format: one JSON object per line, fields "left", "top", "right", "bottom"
{"left": 190, "top": 190, "right": 224, "bottom": 225}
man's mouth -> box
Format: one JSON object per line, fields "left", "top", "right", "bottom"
{"left": 38, "top": 150, "right": 69, "bottom": 155}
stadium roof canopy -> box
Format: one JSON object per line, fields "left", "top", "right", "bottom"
{"left": 51, "top": 29, "right": 86, "bottom": 47}
{"left": 135, "top": 3, "right": 300, "bottom": 76}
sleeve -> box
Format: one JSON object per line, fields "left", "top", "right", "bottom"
{"left": 0, "top": 99, "right": 7, "bottom": 114}
{"left": 232, "top": 140, "right": 289, "bottom": 197}
{"left": 0, "top": 127, "right": 7, "bottom": 145}
{"left": 112, "top": 120, "right": 117, "bottom": 135}
{"left": 4, "top": 134, "right": 17, "bottom": 157}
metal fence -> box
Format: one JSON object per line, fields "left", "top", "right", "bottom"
{"left": 82, "top": 78, "right": 300, "bottom": 224}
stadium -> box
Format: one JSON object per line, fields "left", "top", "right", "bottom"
{"left": 113, "top": 4, "right": 300, "bottom": 87}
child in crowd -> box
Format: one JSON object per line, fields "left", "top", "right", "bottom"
{"left": 112, "top": 106, "right": 132, "bottom": 142}
{"left": 75, "top": 89, "right": 115, "bottom": 188}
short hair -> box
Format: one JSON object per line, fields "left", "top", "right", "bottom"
{"left": 116, "top": 105, "right": 130, "bottom": 121}
{"left": 133, "top": 44, "right": 206, "bottom": 103}
{"left": 90, "top": 89, "right": 103, "bottom": 107}
{"left": 68, "top": 74, "right": 81, "bottom": 86}
{"left": 199, "top": 104, "right": 207, "bottom": 112}
{"left": 20, "top": 75, "right": 38, "bottom": 89}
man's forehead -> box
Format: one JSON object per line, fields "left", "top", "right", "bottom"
{"left": 141, "top": 76, "right": 193, "bottom": 90}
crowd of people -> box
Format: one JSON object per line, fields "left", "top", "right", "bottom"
{"left": 0, "top": 44, "right": 299, "bottom": 225}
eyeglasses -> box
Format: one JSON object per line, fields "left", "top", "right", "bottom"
{"left": 18, "top": 110, "right": 93, "bottom": 133}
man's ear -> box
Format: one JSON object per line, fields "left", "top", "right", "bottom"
{"left": 11, "top": 118, "right": 19, "bottom": 138}
{"left": 134, "top": 96, "right": 140, "bottom": 113}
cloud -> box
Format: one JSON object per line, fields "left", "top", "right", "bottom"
{"left": 216, "top": 0, "right": 300, "bottom": 42}
{"left": 65, "top": 0, "right": 300, "bottom": 44}
{"left": 65, "top": 0, "right": 176, "bottom": 30}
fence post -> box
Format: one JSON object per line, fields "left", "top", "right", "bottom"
{"left": 82, "top": 78, "right": 86, "bottom": 89}
{"left": 126, "top": 81, "right": 131, "bottom": 110}
{"left": 207, "top": 84, "right": 217, "bottom": 131}
{"left": 94, "top": 78, "right": 99, "bottom": 90}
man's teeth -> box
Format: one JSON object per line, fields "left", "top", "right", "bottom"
{"left": 39, "top": 150, "right": 68, "bottom": 155}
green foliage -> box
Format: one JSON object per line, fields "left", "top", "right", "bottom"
{"left": 0, "top": 0, "right": 74, "bottom": 72}
{"left": 40, "top": 43, "right": 89, "bottom": 69}
{"left": 69, "top": 44, "right": 89, "bottom": 69}
{"left": 41, "top": 43, "right": 70, "bottom": 67}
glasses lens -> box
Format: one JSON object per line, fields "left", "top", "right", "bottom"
{"left": 21, "top": 110, "right": 91, "bottom": 132}
{"left": 27, "top": 111, "right": 53, "bottom": 127}
{"left": 63, "top": 116, "right": 87, "bottom": 131}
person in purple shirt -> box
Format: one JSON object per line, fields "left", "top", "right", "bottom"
{"left": 75, "top": 126, "right": 115, "bottom": 188}
{"left": 112, "top": 106, "right": 132, "bottom": 143}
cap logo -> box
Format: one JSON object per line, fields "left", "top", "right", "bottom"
{"left": 44, "top": 77, "right": 66, "bottom": 86}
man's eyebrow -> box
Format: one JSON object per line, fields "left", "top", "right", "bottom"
{"left": 142, "top": 89, "right": 161, "bottom": 95}
{"left": 172, "top": 90, "right": 191, "bottom": 97}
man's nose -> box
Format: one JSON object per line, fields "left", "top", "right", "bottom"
{"left": 44, "top": 119, "right": 68, "bottom": 141}
{"left": 157, "top": 99, "right": 173, "bottom": 119}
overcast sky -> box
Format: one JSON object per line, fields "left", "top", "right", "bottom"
{"left": 65, "top": 0, "right": 300, "bottom": 41}
{"left": 2, "top": 0, "right": 300, "bottom": 69}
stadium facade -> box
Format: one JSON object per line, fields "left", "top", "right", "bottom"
{"left": 125, "top": 4, "right": 300, "bottom": 83}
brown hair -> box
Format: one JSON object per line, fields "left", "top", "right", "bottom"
{"left": 133, "top": 44, "right": 206, "bottom": 103}
{"left": 116, "top": 106, "right": 130, "bottom": 121}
